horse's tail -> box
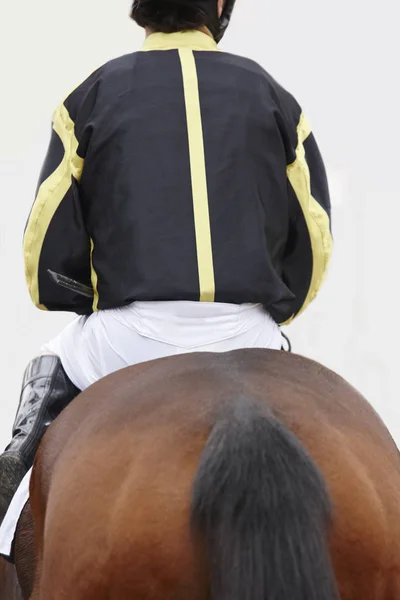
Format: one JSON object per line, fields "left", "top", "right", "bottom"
{"left": 191, "top": 396, "right": 339, "bottom": 600}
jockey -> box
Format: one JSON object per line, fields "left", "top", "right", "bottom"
{"left": 0, "top": 0, "right": 332, "bottom": 521}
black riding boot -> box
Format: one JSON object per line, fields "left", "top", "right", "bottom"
{"left": 0, "top": 355, "right": 80, "bottom": 523}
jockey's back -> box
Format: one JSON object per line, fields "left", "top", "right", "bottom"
{"left": 24, "top": 30, "right": 331, "bottom": 325}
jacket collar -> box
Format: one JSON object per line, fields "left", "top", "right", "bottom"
{"left": 141, "top": 30, "right": 219, "bottom": 52}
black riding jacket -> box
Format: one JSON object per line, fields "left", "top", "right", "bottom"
{"left": 24, "top": 30, "right": 332, "bottom": 324}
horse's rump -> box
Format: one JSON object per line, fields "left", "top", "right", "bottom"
{"left": 26, "top": 349, "right": 400, "bottom": 599}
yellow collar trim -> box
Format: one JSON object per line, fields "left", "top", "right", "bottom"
{"left": 141, "top": 31, "right": 219, "bottom": 52}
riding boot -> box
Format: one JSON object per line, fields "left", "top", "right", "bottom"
{"left": 0, "top": 355, "right": 80, "bottom": 523}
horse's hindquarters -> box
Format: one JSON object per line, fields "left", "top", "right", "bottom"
{"left": 26, "top": 350, "right": 400, "bottom": 599}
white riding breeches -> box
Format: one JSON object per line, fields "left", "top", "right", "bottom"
{"left": 42, "top": 301, "right": 282, "bottom": 391}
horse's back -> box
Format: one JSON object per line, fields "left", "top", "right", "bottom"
{"left": 30, "top": 350, "right": 400, "bottom": 599}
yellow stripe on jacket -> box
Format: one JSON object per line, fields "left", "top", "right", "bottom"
{"left": 284, "top": 114, "right": 333, "bottom": 323}
{"left": 179, "top": 48, "right": 216, "bottom": 303}
{"left": 23, "top": 104, "right": 85, "bottom": 310}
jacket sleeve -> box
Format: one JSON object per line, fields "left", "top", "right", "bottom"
{"left": 278, "top": 95, "right": 333, "bottom": 324}
{"left": 23, "top": 71, "right": 101, "bottom": 314}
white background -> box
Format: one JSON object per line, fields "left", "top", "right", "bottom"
{"left": 0, "top": 0, "right": 399, "bottom": 447}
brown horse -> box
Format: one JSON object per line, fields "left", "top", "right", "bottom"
{"left": 0, "top": 503, "right": 33, "bottom": 600}
{"left": 7, "top": 349, "right": 400, "bottom": 599}
{"left": 0, "top": 558, "right": 20, "bottom": 600}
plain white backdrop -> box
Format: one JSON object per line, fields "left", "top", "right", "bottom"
{"left": 0, "top": 0, "right": 399, "bottom": 447}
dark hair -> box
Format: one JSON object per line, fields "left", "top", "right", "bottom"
{"left": 131, "top": 0, "right": 215, "bottom": 34}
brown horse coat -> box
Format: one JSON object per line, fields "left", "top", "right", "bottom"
{"left": 0, "top": 558, "right": 20, "bottom": 600}
{"left": 12, "top": 350, "right": 400, "bottom": 599}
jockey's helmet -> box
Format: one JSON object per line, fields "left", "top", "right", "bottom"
{"left": 218, "top": 0, "right": 236, "bottom": 41}
{"left": 131, "top": 0, "right": 237, "bottom": 42}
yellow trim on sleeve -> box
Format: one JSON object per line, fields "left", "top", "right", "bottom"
{"left": 90, "top": 238, "right": 99, "bottom": 311}
{"left": 23, "top": 104, "right": 84, "bottom": 309}
{"left": 284, "top": 113, "right": 333, "bottom": 324}
{"left": 179, "top": 48, "right": 215, "bottom": 302}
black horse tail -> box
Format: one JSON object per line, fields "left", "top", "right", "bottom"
{"left": 191, "top": 396, "right": 339, "bottom": 600}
